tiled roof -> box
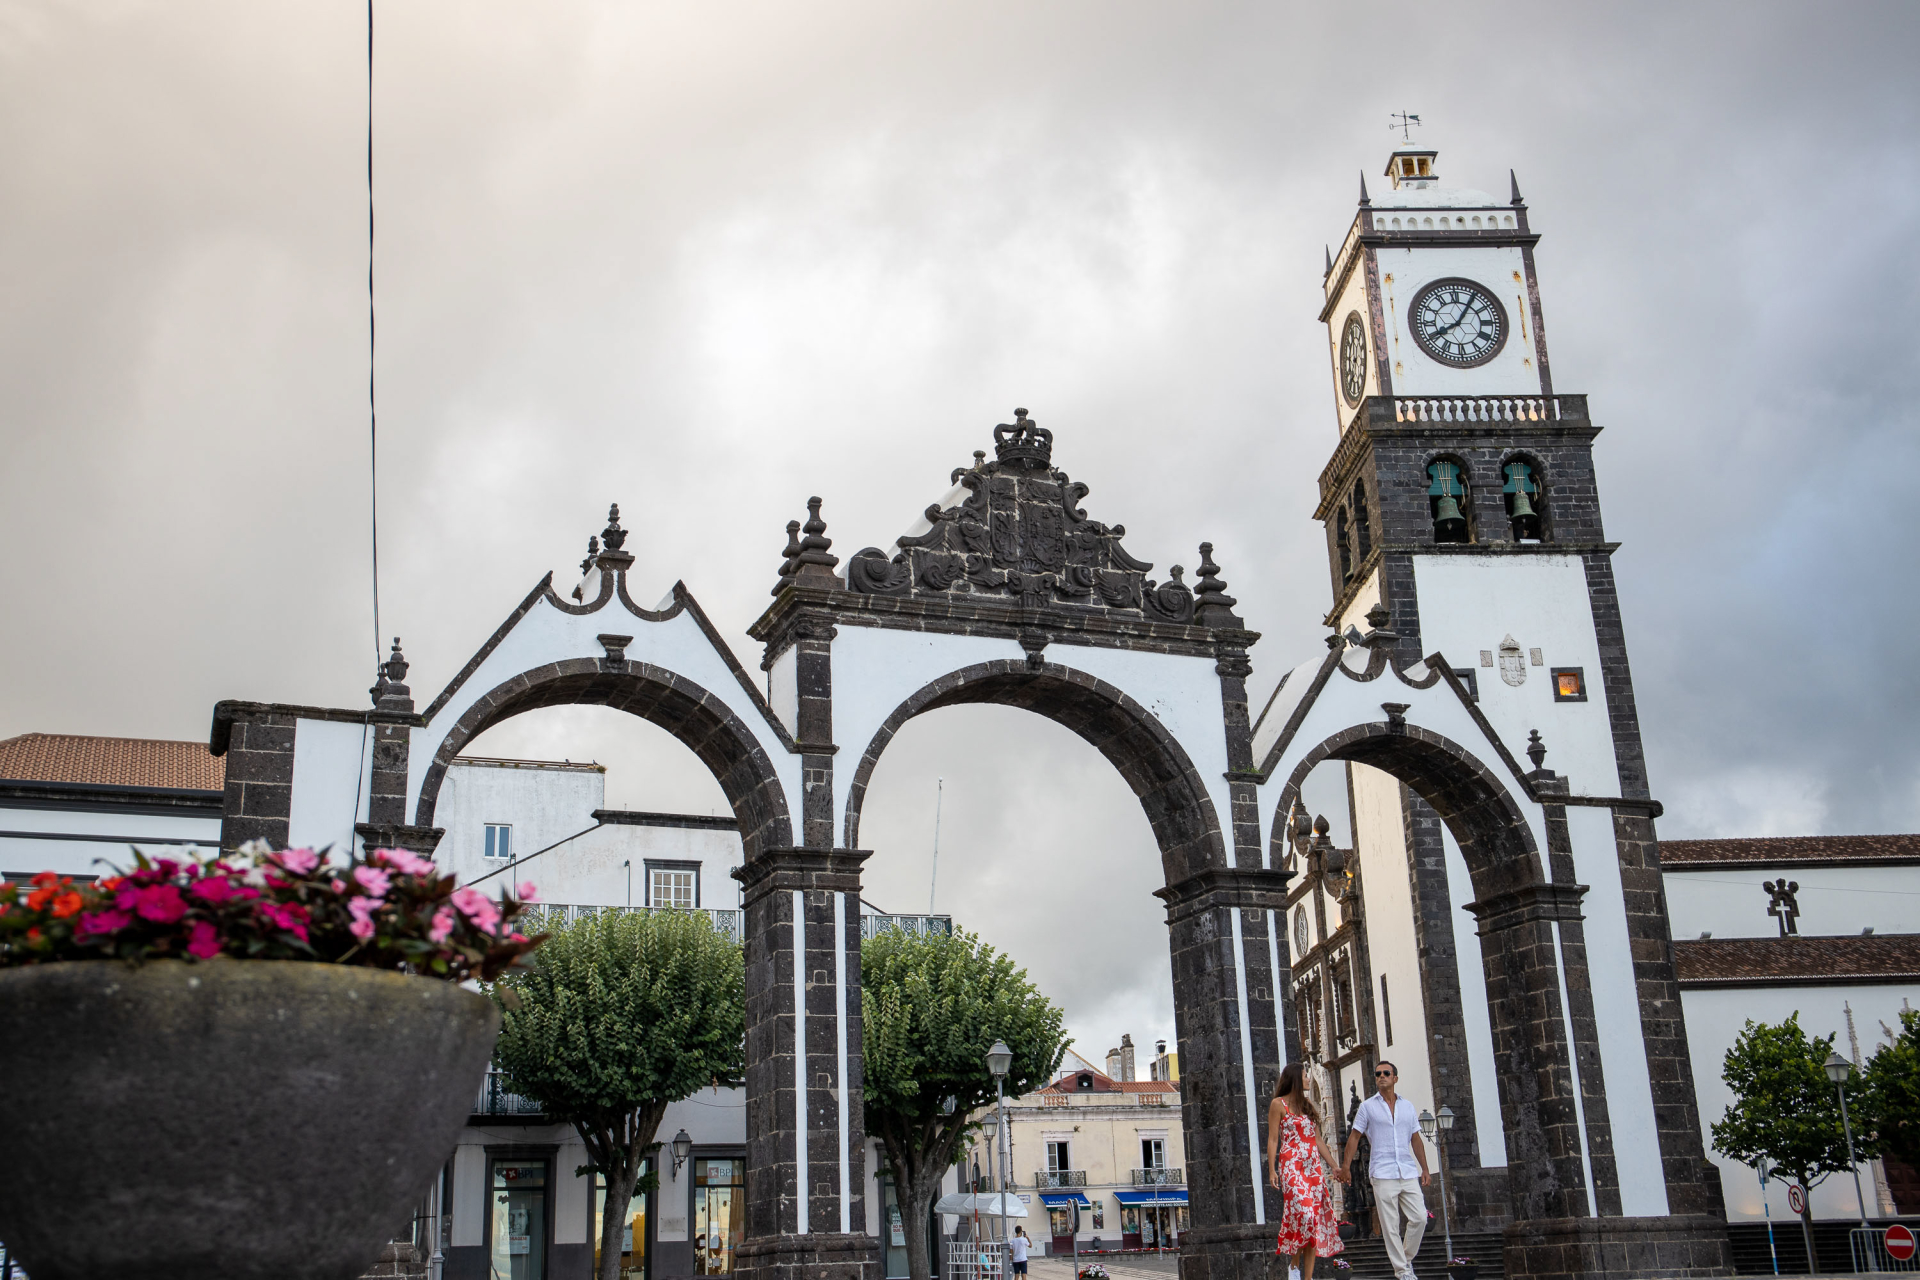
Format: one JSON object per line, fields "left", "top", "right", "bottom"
{"left": 0, "top": 733, "right": 226, "bottom": 792}
{"left": 1673, "top": 935, "right": 1920, "bottom": 988}
{"left": 1037, "top": 1068, "right": 1180, "bottom": 1096}
{"left": 1661, "top": 834, "right": 1920, "bottom": 869}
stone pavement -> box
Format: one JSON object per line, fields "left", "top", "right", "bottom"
{"left": 1030, "top": 1252, "right": 1182, "bottom": 1280}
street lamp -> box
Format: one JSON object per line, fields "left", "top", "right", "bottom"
{"left": 1824, "top": 1051, "right": 1871, "bottom": 1229}
{"left": 672, "top": 1128, "right": 694, "bottom": 1178}
{"left": 988, "top": 1041, "right": 1014, "bottom": 1279}
{"left": 1419, "top": 1108, "right": 1456, "bottom": 1264}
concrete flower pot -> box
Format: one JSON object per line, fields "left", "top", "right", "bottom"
{"left": 0, "top": 959, "right": 499, "bottom": 1280}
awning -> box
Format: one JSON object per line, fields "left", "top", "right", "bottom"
{"left": 1038, "top": 1192, "right": 1092, "bottom": 1208}
{"left": 933, "top": 1192, "right": 1029, "bottom": 1218}
{"left": 1113, "top": 1189, "right": 1189, "bottom": 1207}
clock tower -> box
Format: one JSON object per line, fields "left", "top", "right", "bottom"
{"left": 1305, "top": 136, "right": 1724, "bottom": 1244}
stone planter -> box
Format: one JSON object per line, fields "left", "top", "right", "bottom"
{"left": 0, "top": 959, "right": 499, "bottom": 1280}
{"left": 1446, "top": 1265, "right": 1479, "bottom": 1280}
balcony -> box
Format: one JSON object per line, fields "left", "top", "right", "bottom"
{"left": 1343, "top": 392, "right": 1590, "bottom": 437}
{"left": 1035, "top": 1170, "right": 1087, "bottom": 1188}
{"left": 861, "top": 914, "right": 954, "bottom": 940}
{"left": 1132, "top": 1167, "right": 1184, "bottom": 1186}
{"left": 473, "top": 1068, "right": 545, "bottom": 1120}
{"left": 518, "top": 904, "right": 746, "bottom": 942}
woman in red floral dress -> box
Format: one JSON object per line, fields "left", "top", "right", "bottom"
{"left": 1267, "top": 1062, "right": 1345, "bottom": 1280}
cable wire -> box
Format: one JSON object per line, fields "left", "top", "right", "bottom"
{"left": 367, "top": 0, "right": 381, "bottom": 668}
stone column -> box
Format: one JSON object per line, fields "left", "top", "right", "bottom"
{"left": 211, "top": 702, "right": 297, "bottom": 853}
{"left": 1156, "top": 866, "right": 1290, "bottom": 1280}
{"left": 734, "top": 849, "right": 879, "bottom": 1280}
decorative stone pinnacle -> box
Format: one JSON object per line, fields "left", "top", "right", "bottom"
{"left": 1362, "top": 602, "right": 1399, "bottom": 647}
{"left": 601, "top": 504, "right": 628, "bottom": 553}
{"left": 794, "top": 497, "right": 841, "bottom": 583}
{"left": 579, "top": 534, "right": 600, "bottom": 578}
{"left": 1527, "top": 729, "right": 1548, "bottom": 771}
{"left": 1510, "top": 169, "right": 1525, "bottom": 205}
{"left": 371, "top": 637, "right": 413, "bottom": 712}
{"left": 772, "top": 520, "right": 803, "bottom": 597}
{"left": 1192, "top": 542, "right": 1243, "bottom": 629}
{"left": 992, "top": 407, "right": 1053, "bottom": 470}
{"left": 1359, "top": 172, "right": 1371, "bottom": 206}
{"left": 383, "top": 637, "right": 409, "bottom": 685}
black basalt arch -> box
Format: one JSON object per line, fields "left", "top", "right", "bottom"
{"left": 414, "top": 658, "right": 794, "bottom": 859}
{"left": 841, "top": 658, "right": 1229, "bottom": 886}
{"left": 1272, "top": 719, "right": 1604, "bottom": 1226}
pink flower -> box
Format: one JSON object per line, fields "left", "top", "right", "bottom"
{"left": 258, "top": 901, "right": 310, "bottom": 942}
{"left": 429, "top": 906, "right": 456, "bottom": 943}
{"left": 187, "top": 920, "right": 221, "bottom": 959}
{"left": 79, "top": 908, "right": 132, "bottom": 935}
{"left": 330, "top": 878, "right": 348, "bottom": 894}
{"left": 516, "top": 882, "right": 539, "bottom": 903}
{"left": 347, "top": 895, "right": 381, "bottom": 940}
{"left": 274, "top": 848, "right": 321, "bottom": 875}
{"left": 191, "top": 876, "right": 243, "bottom": 905}
{"left": 127, "top": 884, "right": 188, "bottom": 924}
{"left": 352, "top": 866, "right": 393, "bottom": 897}
{"left": 450, "top": 887, "right": 500, "bottom": 932}
{"left": 373, "top": 848, "right": 437, "bottom": 877}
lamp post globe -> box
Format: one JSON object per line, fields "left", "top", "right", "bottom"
{"left": 988, "top": 1041, "right": 1013, "bottom": 1079}
{"left": 1438, "top": 1105, "right": 1456, "bottom": 1131}
{"left": 1825, "top": 1051, "right": 1852, "bottom": 1085}
{"left": 1418, "top": 1110, "right": 1436, "bottom": 1140}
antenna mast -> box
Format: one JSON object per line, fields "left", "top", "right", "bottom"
{"left": 928, "top": 778, "right": 944, "bottom": 916}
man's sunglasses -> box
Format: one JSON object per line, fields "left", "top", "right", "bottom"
{"left": 1373, "top": 1069, "right": 1395, "bottom": 1077}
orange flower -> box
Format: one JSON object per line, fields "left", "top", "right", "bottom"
{"left": 50, "top": 891, "right": 84, "bottom": 919}
{"left": 26, "top": 926, "right": 42, "bottom": 940}
{"left": 25, "top": 886, "right": 55, "bottom": 911}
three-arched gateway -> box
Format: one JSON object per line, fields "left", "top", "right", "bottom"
{"left": 211, "top": 416, "right": 1728, "bottom": 1280}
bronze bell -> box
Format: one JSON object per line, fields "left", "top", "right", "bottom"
{"left": 1508, "top": 485, "right": 1536, "bottom": 521}
{"left": 1432, "top": 492, "right": 1466, "bottom": 540}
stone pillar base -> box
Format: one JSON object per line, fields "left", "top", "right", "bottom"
{"left": 1177, "top": 1221, "right": 1277, "bottom": 1280}
{"left": 1503, "top": 1214, "right": 1733, "bottom": 1280}
{"left": 735, "top": 1232, "right": 881, "bottom": 1280}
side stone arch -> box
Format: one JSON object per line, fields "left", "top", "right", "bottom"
{"left": 413, "top": 657, "right": 794, "bottom": 858}
{"left": 841, "top": 658, "right": 1229, "bottom": 885}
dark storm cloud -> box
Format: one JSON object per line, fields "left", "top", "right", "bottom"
{"left": 3, "top": 0, "right": 1916, "bottom": 1055}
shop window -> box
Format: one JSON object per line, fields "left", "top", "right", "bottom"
{"left": 594, "top": 1158, "right": 652, "bottom": 1280}
{"left": 693, "top": 1157, "right": 746, "bottom": 1275}
{"left": 484, "top": 824, "right": 513, "bottom": 860}
{"left": 1503, "top": 459, "right": 1545, "bottom": 541}
{"left": 489, "top": 1157, "right": 549, "bottom": 1280}
{"left": 1427, "top": 460, "right": 1470, "bottom": 543}
{"left": 646, "top": 861, "right": 699, "bottom": 909}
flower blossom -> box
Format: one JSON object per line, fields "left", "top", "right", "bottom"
{"left": 274, "top": 848, "right": 321, "bottom": 875}
{"left": 347, "top": 895, "right": 381, "bottom": 941}
{"left": 258, "top": 901, "right": 310, "bottom": 942}
{"left": 373, "top": 848, "right": 437, "bottom": 877}
{"left": 516, "top": 882, "right": 539, "bottom": 903}
{"left": 78, "top": 908, "right": 132, "bottom": 935}
{"left": 191, "top": 875, "right": 256, "bottom": 906}
{"left": 352, "top": 865, "right": 393, "bottom": 898}
{"left": 50, "top": 891, "right": 84, "bottom": 919}
{"left": 450, "top": 887, "right": 501, "bottom": 933}
{"left": 123, "top": 884, "right": 188, "bottom": 924}
{"left": 187, "top": 920, "right": 221, "bottom": 959}
{"left": 429, "top": 906, "right": 457, "bottom": 943}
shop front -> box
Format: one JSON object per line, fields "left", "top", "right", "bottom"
{"left": 1038, "top": 1193, "right": 1091, "bottom": 1254}
{"left": 1113, "top": 1190, "right": 1187, "bottom": 1252}
{"left": 489, "top": 1155, "right": 553, "bottom": 1280}
{"left": 691, "top": 1155, "right": 746, "bottom": 1275}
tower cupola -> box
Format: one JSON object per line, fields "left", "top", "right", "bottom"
{"left": 1386, "top": 141, "right": 1439, "bottom": 189}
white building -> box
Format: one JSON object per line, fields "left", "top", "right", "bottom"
{"left": 0, "top": 733, "right": 224, "bottom": 883}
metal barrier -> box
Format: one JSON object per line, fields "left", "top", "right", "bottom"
{"left": 946, "top": 1240, "right": 1006, "bottom": 1280}
{"left": 1852, "top": 1226, "right": 1920, "bottom": 1272}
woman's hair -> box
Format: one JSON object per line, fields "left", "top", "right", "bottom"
{"left": 1275, "top": 1062, "right": 1322, "bottom": 1127}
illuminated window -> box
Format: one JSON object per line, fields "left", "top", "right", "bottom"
{"left": 1552, "top": 668, "right": 1588, "bottom": 703}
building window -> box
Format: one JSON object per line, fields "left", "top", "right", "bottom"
{"left": 484, "top": 824, "right": 512, "bottom": 860}
{"left": 1427, "top": 460, "right": 1471, "bottom": 543}
{"left": 1352, "top": 483, "right": 1373, "bottom": 562}
{"left": 1451, "top": 668, "right": 1479, "bottom": 702}
{"left": 692, "top": 1157, "right": 745, "bottom": 1276}
{"left": 1140, "top": 1138, "right": 1165, "bottom": 1170}
{"left": 646, "top": 861, "right": 699, "bottom": 909}
{"left": 1335, "top": 506, "right": 1353, "bottom": 582}
{"left": 1047, "top": 1141, "right": 1071, "bottom": 1172}
{"left": 1380, "top": 975, "right": 1394, "bottom": 1047}
{"left": 1503, "top": 459, "right": 1545, "bottom": 541}
{"left": 1551, "top": 668, "right": 1588, "bottom": 703}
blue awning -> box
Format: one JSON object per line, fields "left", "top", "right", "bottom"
{"left": 1113, "top": 1189, "right": 1188, "bottom": 1207}
{"left": 1038, "top": 1192, "right": 1092, "bottom": 1208}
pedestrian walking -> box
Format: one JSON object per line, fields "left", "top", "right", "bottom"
{"left": 1267, "top": 1062, "right": 1345, "bottom": 1280}
{"left": 1340, "top": 1061, "right": 1431, "bottom": 1280}
{"left": 1009, "top": 1225, "right": 1032, "bottom": 1277}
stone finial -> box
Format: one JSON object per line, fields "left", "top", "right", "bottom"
{"left": 579, "top": 534, "right": 600, "bottom": 578}
{"left": 1359, "top": 172, "right": 1371, "bottom": 206}
{"left": 794, "top": 497, "right": 842, "bottom": 584}
{"left": 772, "top": 520, "right": 803, "bottom": 597}
{"left": 1510, "top": 169, "right": 1525, "bottom": 206}
{"left": 371, "top": 637, "right": 413, "bottom": 712}
{"left": 1361, "top": 602, "right": 1400, "bottom": 647}
{"left": 601, "top": 504, "right": 628, "bottom": 553}
{"left": 1324, "top": 244, "right": 1334, "bottom": 276}
{"left": 1526, "top": 729, "right": 1547, "bottom": 771}
{"left": 973, "top": 450, "right": 987, "bottom": 472}
{"left": 1192, "top": 542, "right": 1243, "bottom": 629}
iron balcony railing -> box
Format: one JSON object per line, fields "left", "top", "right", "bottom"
{"left": 1035, "top": 1170, "right": 1088, "bottom": 1188}
{"left": 1132, "top": 1167, "right": 1184, "bottom": 1186}
{"left": 516, "top": 905, "right": 951, "bottom": 945}
{"left": 473, "top": 1068, "right": 545, "bottom": 1118}
{"left": 862, "top": 914, "right": 954, "bottom": 940}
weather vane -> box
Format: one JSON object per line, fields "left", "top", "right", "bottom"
{"left": 1389, "top": 111, "right": 1422, "bottom": 142}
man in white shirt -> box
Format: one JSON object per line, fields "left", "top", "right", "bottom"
{"left": 1339, "top": 1060, "right": 1431, "bottom": 1280}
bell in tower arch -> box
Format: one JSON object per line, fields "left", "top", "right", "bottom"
{"left": 1504, "top": 460, "right": 1544, "bottom": 542}
{"left": 1427, "top": 460, "right": 1470, "bottom": 544}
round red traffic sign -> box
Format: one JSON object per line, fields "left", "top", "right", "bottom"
{"left": 1885, "top": 1224, "right": 1916, "bottom": 1262}
{"left": 1787, "top": 1184, "right": 1806, "bottom": 1215}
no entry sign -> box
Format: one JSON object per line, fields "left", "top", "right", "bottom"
{"left": 1885, "top": 1224, "right": 1916, "bottom": 1262}
{"left": 1787, "top": 1184, "right": 1806, "bottom": 1215}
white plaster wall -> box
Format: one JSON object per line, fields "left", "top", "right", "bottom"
{"left": 767, "top": 645, "right": 799, "bottom": 738}
{"left": 1410, "top": 555, "right": 1622, "bottom": 801}
{"left": 1683, "top": 983, "right": 1920, "bottom": 1222}
{"left": 450, "top": 1138, "right": 488, "bottom": 1247}
{"left": 1565, "top": 804, "right": 1668, "bottom": 1215}
{"left": 287, "top": 717, "right": 373, "bottom": 853}
{"left": 0, "top": 804, "right": 221, "bottom": 878}
{"left": 1372, "top": 244, "right": 1541, "bottom": 397}
{"left": 1350, "top": 765, "right": 1434, "bottom": 1106}
{"left": 406, "top": 593, "right": 798, "bottom": 827}
{"left": 1440, "top": 824, "right": 1508, "bottom": 1168}
{"left": 1336, "top": 567, "right": 1382, "bottom": 635}
{"left": 1665, "top": 865, "right": 1920, "bottom": 941}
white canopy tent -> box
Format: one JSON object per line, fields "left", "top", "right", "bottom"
{"left": 933, "top": 1192, "right": 1029, "bottom": 1218}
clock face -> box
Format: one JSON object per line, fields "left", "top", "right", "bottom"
{"left": 1339, "top": 313, "right": 1368, "bottom": 405}
{"left": 1410, "top": 278, "right": 1509, "bottom": 368}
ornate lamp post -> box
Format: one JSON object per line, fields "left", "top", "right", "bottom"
{"left": 1825, "top": 1051, "right": 1872, "bottom": 1229}
{"left": 988, "top": 1040, "right": 1014, "bottom": 1277}
{"left": 1419, "top": 1107, "right": 1456, "bottom": 1263}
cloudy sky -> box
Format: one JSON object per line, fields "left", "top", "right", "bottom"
{"left": 3, "top": 1, "right": 1916, "bottom": 1060}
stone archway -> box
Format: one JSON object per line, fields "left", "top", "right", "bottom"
{"left": 413, "top": 658, "right": 794, "bottom": 858}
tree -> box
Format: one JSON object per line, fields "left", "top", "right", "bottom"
{"left": 1711, "top": 1014, "right": 1870, "bottom": 1273}
{"left": 1865, "top": 1009, "right": 1920, "bottom": 1171}
{"left": 490, "top": 909, "right": 745, "bottom": 1280}
{"left": 863, "top": 928, "right": 1070, "bottom": 1280}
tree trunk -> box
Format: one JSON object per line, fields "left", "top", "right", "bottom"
{"left": 1797, "top": 1180, "right": 1820, "bottom": 1275}
{"left": 587, "top": 1103, "right": 669, "bottom": 1280}
{"left": 599, "top": 1152, "right": 644, "bottom": 1280}
{"left": 879, "top": 1124, "right": 964, "bottom": 1280}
